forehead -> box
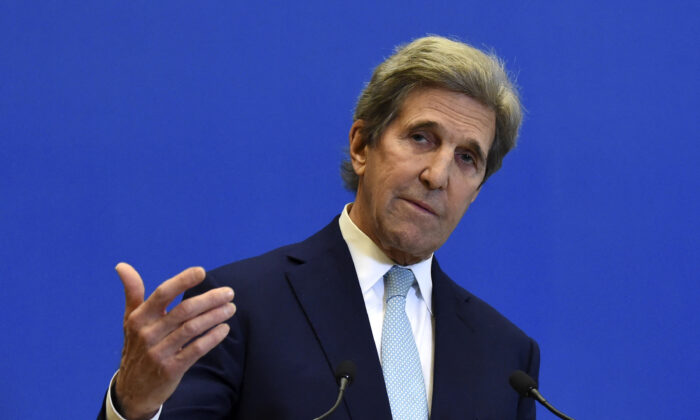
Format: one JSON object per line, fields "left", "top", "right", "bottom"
{"left": 395, "top": 87, "right": 496, "bottom": 143}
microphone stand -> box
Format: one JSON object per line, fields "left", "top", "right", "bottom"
{"left": 313, "top": 376, "right": 351, "bottom": 420}
{"left": 530, "top": 387, "right": 575, "bottom": 420}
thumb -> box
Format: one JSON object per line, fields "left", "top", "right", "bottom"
{"left": 116, "top": 262, "right": 145, "bottom": 316}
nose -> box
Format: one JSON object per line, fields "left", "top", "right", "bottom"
{"left": 419, "top": 149, "right": 452, "bottom": 190}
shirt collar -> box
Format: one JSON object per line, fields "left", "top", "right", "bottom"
{"left": 339, "top": 203, "right": 433, "bottom": 313}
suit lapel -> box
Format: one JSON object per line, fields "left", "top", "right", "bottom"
{"left": 282, "top": 220, "right": 493, "bottom": 419}
{"left": 430, "top": 260, "right": 486, "bottom": 419}
{"left": 285, "top": 219, "right": 393, "bottom": 419}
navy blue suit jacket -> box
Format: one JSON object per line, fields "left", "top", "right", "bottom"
{"left": 101, "top": 217, "right": 539, "bottom": 419}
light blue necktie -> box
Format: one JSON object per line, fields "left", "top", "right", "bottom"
{"left": 381, "top": 266, "right": 429, "bottom": 420}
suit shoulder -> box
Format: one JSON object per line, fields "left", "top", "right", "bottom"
{"left": 204, "top": 216, "right": 342, "bottom": 289}
{"left": 212, "top": 242, "right": 297, "bottom": 277}
{"left": 444, "top": 275, "right": 536, "bottom": 345}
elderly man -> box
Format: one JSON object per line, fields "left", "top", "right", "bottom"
{"left": 100, "top": 36, "right": 539, "bottom": 420}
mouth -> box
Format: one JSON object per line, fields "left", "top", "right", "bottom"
{"left": 401, "top": 198, "right": 437, "bottom": 216}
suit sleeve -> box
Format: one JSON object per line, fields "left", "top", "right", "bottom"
{"left": 160, "top": 272, "right": 247, "bottom": 419}
{"left": 517, "top": 337, "right": 541, "bottom": 420}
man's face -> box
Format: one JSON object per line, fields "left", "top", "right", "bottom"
{"left": 349, "top": 87, "right": 496, "bottom": 265}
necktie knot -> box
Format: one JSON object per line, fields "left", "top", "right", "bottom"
{"left": 384, "top": 266, "right": 415, "bottom": 301}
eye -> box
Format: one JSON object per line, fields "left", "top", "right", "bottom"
{"left": 458, "top": 152, "right": 475, "bottom": 165}
{"left": 411, "top": 134, "right": 429, "bottom": 143}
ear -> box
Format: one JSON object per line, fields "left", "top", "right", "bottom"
{"left": 349, "top": 120, "right": 368, "bottom": 177}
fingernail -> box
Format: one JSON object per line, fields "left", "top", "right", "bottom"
{"left": 225, "top": 288, "right": 234, "bottom": 299}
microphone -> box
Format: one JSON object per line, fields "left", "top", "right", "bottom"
{"left": 509, "top": 370, "right": 575, "bottom": 420}
{"left": 313, "top": 360, "right": 356, "bottom": 420}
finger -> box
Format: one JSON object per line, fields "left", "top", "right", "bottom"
{"left": 171, "top": 323, "right": 231, "bottom": 372}
{"left": 155, "top": 302, "right": 236, "bottom": 358}
{"left": 143, "top": 266, "right": 206, "bottom": 315}
{"left": 116, "top": 262, "right": 145, "bottom": 317}
{"left": 147, "top": 287, "right": 234, "bottom": 341}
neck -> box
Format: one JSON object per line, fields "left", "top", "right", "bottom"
{"left": 347, "top": 203, "right": 430, "bottom": 266}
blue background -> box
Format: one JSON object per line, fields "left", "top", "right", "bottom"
{"left": 2, "top": 2, "right": 698, "bottom": 418}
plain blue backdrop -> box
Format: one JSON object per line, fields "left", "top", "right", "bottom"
{"left": 1, "top": 1, "right": 698, "bottom": 418}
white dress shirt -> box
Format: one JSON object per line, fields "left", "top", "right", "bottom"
{"left": 339, "top": 203, "right": 435, "bottom": 408}
{"left": 106, "top": 204, "right": 435, "bottom": 419}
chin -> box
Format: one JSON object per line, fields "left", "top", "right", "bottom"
{"left": 384, "top": 229, "right": 439, "bottom": 262}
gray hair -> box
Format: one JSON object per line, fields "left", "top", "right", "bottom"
{"left": 340, "top": 35, "right": 523, "bottom": 191}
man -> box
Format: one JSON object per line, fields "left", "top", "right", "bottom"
{"left": 100, "top": 36, "right": 539, "bottom": 419}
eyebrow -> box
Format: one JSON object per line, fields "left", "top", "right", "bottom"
{"left": 406, "top": 120, "right": 488, "bottom": 167}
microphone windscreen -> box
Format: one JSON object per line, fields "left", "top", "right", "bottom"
{"left": 509, "top": 370, "right": 537, "bottom": 397}
{"left": 334, "top": 360, "right": 356, "bottom": 385}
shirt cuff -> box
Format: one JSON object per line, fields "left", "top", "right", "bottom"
{"left": 106, "top": 370, "right": 163, "bottom": 420}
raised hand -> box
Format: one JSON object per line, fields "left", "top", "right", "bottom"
{"left": 113, "top": 263, "right": 235, "bottom": 420}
